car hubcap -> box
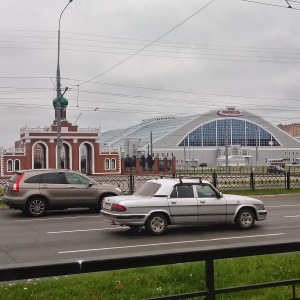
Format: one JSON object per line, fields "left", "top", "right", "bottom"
{"left": 151, "top": 217, "right": 165, "bottom": 232}
{"left": 241, "top": 212, "right": 252, "bottom": 227}
{"left": 30, "top": 200, "right": 44, "bottom": 215}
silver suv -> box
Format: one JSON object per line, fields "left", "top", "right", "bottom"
{"left": 3, "top": 169, "right": 122, "bottom": 217}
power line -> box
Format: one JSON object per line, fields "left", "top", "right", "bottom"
{"left": 3, "top": 31, "right": 300, "bottom": 54}
{"left": 3, "top": 40, "right": 300, "bottom": 60}
{"left": 240, "top": 0, "right": 300, "bottom": 10}
{"left": 79, "top": 0, "right": 216, "bottom": 86}
{"left": 3, "top": 45, "right": 300, "bottom": 64}
{"left": 1, "top": 93, "right": 300, "bottom": 114}
{"left": 3, "top": 77, "right": 300, "bottom": 107}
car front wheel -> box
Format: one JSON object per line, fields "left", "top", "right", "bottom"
{"left": 26, "top": 197, "right": 47, "bottom": 217}
{"left": 146, "top": 213, "right": 168, "bottom": 235}
{"left": 95, "top": 193, "right": 116, "bottom": 213}
{"left": 235, "top": 208, "right": 255, "bottom": 229}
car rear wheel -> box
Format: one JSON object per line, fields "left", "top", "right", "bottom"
{"left": 235, "top": 208, "right": 255, "bottom": 229}
{"left": 146, "top": 213, "right": 168, "bottom": 235}
{"left": 26, "top": 197, "right": 47, "bottom": 217}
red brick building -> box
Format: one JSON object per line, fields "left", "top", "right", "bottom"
{"left": 0, "top": 98, "right": 121, "bottom": 177}
{"left": 278, "top": 123, "right": 300, "bottom": 138}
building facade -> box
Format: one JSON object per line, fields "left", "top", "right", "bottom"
{"left": 0, "top": 99, "right": 121, "bottom": 177}
{"left": 101, "top": 107, "right": 300, "bottom": 167}
{"left": 278, "top": 123, "right": 300, "bottom": 138}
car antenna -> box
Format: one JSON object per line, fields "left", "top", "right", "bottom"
{"left": 179, "top": 176, "right": 182, "bottom": 183}
{"left": 199, "top": 177, "right": 202, "bottom": 183}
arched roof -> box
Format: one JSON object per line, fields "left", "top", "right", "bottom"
{"left": 101, "top": 110, "right": 300, "bottom": 149}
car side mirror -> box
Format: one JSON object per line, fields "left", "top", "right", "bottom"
{"left": 218, "top": 192, "right": 223, "bottom": 198}
{"left": 88, "top": 182, "right": 93, "bottom": 187}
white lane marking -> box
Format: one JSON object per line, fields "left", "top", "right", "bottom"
{"left": 48, "top": 227, "right": 125, "bottom": 234}
{"left": 59, "top": 233, "right": 284, "bottom": 254}
{"left": 284, "top": 215, "right": 300, "bottom": 218}
{"left": 15, "top": 215, "right": 100, "bottom": 222}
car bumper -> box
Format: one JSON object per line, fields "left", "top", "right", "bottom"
{"left": 2, "top": 198, "right": 25, "bottom": 210}
{"left": 100, "top": 210, "right": 147, "bottom": 225}
{"left": 257, "top": 210, "right": 267, "bottom": 221}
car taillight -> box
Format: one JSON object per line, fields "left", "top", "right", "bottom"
{"left": 111, "top": 203, "right": 127, "bottom": 212}
{"left": 13, "top": 173, "right": 25, "bottom": 193}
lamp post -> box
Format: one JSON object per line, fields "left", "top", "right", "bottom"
{"left": 56, "top": 0, "right": 73, "bottom": 169}
{"left": 225, "top": 117, "right": 229, "bottom": 172}
{"left": 256, "top": 127, "right": 259, "bottom": 168}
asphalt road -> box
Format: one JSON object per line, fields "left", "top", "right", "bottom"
{"left": 0, "top": 194, "right": 300, "bottom": 268}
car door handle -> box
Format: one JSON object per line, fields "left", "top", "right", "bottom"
{"left": 199, "top": 200, "right": 206, "bottom": 203}
{"left": 170, "top": 201, "right": 177, "bottom": 204}
{"left": 40, "top": 184, "right": 48, "bottom": 188}
{"left": 67, "top": 186, "right": 76, "bottom": 189}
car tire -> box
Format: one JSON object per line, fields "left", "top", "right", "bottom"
{"left": 94, "top": 193, "right": 116, "bottom": 213}
{"left": 26, "top": 197, "right": 47, "bottom": 217}
{"left": 235, "top": 208, "right": 255, "bottom": 229}
{"left": 145, "top": 213, "right": 168, "bottom": 235}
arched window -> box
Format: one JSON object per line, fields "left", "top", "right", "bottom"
{"left": 14, "top": 160, "right": 20, "bottom": 171}
{"left": 179, "top": 119, "right": 281, "bottom": 147}
{"left": 105, "top": 158, "right": 110, "bottom": 170}
{"left": 111, "top": 158, "right": 116, "bottom": 170}
{"left": 232, "top": 147, "right": 239, "bottom": 155}
{"left": 242, "top": 150, "right": 247, "bottom": 156}
{"left": 7, "top": 160, "right": 13, "bottom": 172}
{"left": 80, "top": 143, "right": 93, "bottom": 175}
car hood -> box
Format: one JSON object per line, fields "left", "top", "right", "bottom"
{"left": 223, "top": 194, "right": 262, "bottom": 204}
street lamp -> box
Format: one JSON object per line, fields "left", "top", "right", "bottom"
{"left": 225, "top": 117, "right": 229, "bottom": 172}
{"left": 56, "top": 0, "right": 73, "bottom": 169}
{"left": 256, "top": 127, "right": 259, "bottom": 168}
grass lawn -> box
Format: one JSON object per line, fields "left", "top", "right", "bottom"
{"left": 223, "top": 187, "right": 300, "bottom": 196}
{"left": 1, "top": 253, "right": 300, "bottom": 299}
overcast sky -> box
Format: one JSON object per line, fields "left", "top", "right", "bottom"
{"left": 1, "top": 0, "right": 300, "bottom": 148}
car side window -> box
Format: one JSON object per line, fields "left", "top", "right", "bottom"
{"left": 170, "top": 185, "right": 194, "bottom": 198}
{"left": 196, "top": 185, "right": 217, "bottom": 198}
{"left": 40, "top": 173, "right": 65, "bottom": 184}
{"left": 65, "top": 173, "right": 90, "bottom": 185}
{"left": 24, "top": 174, "right": 42, "bottom": 183}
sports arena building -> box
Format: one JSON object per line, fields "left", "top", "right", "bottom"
{"left": 101, "top": 107, "right": 300, "bottom": 167}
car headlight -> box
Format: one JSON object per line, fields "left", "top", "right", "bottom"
{"left": 116, "top": 187, "right": 122, "bottom": 193}
{"left": 256, "top": 204, "right": 265, "bottom": 210}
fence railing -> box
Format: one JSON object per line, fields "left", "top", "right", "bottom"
{"left": 90, "top": 171, "right": 300, "bottom": 194}
{"left": 1, "top": 170, "right": 300, "bottom": 201}
{"left": 1, "top": 242, "right": 300, "bottom": 299}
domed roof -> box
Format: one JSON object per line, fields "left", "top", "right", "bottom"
{"left": 53, "top": 95, "right": 68, "bottom": 109}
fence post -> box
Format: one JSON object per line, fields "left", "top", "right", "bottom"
{"left": 212, "top": 171, "right": 217, "bottom": 188}
{"left": 250, "top": 171, "right": 255, "bottom": 191}
{"left": 129, "top": 174, "right": 134, "bottom": 195}
{"left": 287, "top": 171, "right": 290, "bottom": 190}
{"left": 205, "top": 259, "right": 216, "bottom": 300}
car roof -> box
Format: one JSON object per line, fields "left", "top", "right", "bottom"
{"left": 146, "top": 178, "right": 211, "bottom": 196}
{"left": 17, "top": 169, "right": 74, "bottom": 173}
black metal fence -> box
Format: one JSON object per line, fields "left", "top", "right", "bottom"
{"left": 1, "top": 242, "right": 300, "bottom": 299}
{"left": 1, "top": 171, "right": 300, "bottom": 201}
{"left": 90, "top": 171, "right": 300, "bottom": 195}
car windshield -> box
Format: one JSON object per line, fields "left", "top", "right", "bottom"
{"left": 134, "top": 182, "right": 161, "bottom": 197}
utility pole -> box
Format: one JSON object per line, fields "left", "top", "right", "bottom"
{"left": 55, "top": 0, "right": 73, "bottom": 169}
{"left": 225, "top": 117, "right": 229, "bottom": 172}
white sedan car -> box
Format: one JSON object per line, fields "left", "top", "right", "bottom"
{"left": 100, "top": 178, "right": 267, "bottom": 235}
